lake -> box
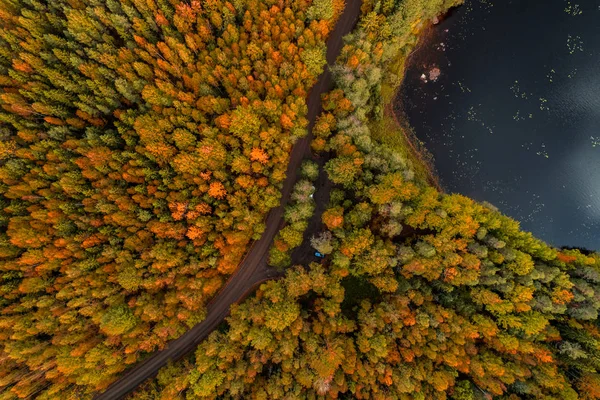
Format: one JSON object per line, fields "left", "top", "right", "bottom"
{"left": 398, "top": 0, "right": 600, "bottom": 250}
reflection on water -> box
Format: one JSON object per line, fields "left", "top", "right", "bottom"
{"left": 399, "top": 0, "right": 600, "bottom": 250}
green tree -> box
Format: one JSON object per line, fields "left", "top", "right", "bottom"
{"left": 100, "top": 305, "right": 139, "bottom": 336}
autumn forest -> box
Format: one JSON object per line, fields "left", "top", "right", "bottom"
{"left": 1, "top": 0, "right": 599, "bottom": 399}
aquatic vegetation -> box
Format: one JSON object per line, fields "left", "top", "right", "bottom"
{"left": 564, "top": 1, "right": 583, "bottom": 16}
{"left": 567, "top": 34, "right": 584, "bottom": 54}
{"left": 510, "top": 80, "right": 529, "bottom": 99}
{"left": 466, "top": 105, "right": 494, "bottom": 134}
{"left": 456, "top": 80, "right": 472, "bottom": 93}
{"left": 513, "top": 110, "right": 526, "bottom": 121}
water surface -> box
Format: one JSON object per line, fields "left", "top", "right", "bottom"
{"left": 399, "top": 0, "right": 600, "bottom": 250}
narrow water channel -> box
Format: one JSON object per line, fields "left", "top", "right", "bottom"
{"left": 399, "top": 0, "right": 600, "bottom": 250}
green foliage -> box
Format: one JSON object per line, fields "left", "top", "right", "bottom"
{"left": 307, "top": 0, "right": 336, "bottom": 21}
{"left": 268, "top": 161, "right": 321, "bottom": 270}
{"left": 6, "top": 0, "right": 600, "bottom": 399}
{"left": 229, "top": 106, "right": 262, "bottom": 137}
{"left": 301, "top": 44, "right": 328, "bottom": 76}
{"left": 189, "top": 369, "right": 225, "bottom": 398}
{"left": 0, "top": 0, "right": 339, "bottom": 397}
{"left": 138, "top": 0, "right": 600, "bottom": 398}
{"left": 450, "top": 380, "right": 476, "bottom": 400}
{"left": 100, "top": 305, "right": 138, "bottom": 336}
{"left": 263, "top": 300, "right": 301, "bottom": 331}
{"left": 268, "top": 246, "right": 292, "bottom": 270}
{"left": 325, "top": 156, "right": 363, "bottom": 186}
{"left": 279, "top": 225, "right": 305, "bottom": 248}
{"left": 301, "top": 160, "right": 320, "bottom": 181}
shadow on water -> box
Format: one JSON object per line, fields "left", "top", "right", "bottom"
{"left": 398, "top": 0, "right": 600, "bottom": 250}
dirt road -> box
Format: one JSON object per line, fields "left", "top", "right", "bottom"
{"left": 95, "top": 3, "right": 362, "bottom": 399}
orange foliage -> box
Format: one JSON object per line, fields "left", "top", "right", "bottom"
{"left": 208, "top": 181, "right": 227, "bottom": 199}
{"left": 13, "top": 59, "right": 33, "bottom": 73}
{"left": 250, "top": 147, "right": 269, "bottom": 164}
{"left": 214, "top": 114, "right": 231, "bottom": 129}
{"left": 551, "top": 288, "right": 574, "bottom": 305}
{"left": 280, "top": 113, "right": 294, "bottom": 129}
{"left": 557, "top": 252, "right": 577, "bottom": 263}
{"left": 169, "top": 202, "right": 188, "bottom": 220}
{"left": 322, "top": 207, "right": 344, "bottom": 230}
{"left": 578, "top": 373, "right": 600, "bottom": 400}
{"left": 44, "top": 116, "right": 64, "bottom": 125}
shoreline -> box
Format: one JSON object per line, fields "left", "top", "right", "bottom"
{"left": 376, "top": 6, "right": 464, "bottom": 192}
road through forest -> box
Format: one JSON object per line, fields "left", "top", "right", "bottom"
{"left": 95, "top": 2, "right": 362, "bottom": 398}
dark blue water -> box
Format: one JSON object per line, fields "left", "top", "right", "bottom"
{"left": 400, "top": 0, "right": 600, "bottom": 250}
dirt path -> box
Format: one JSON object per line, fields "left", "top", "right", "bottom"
{"left": 94, "top": 3, "right": 362, "bottom": 399}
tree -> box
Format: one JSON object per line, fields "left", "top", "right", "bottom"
{"left": 291, "top": 179, "right": 315, "bottom": 203}
{"left": 300, "top": 160, "right": 320, "bottom": 181}
{"left": 208, "top": 181, "right": 227, "bottom": 199}
{"left": 307, "top": 0, "right": 336, "bottom": 21}
{"left": 0, "top": 0, "right": 341, "bottom": 396}
{"left": 301, "top": 44, "right": 327, "bottom": 76}
{"left": 279, "top": 226, "right": 304, "bottom": 249}
{"left": 322, "top": 206, "right": 344, "bottom": 230}
{"left": 311, "top": 231, "right": 334, "bottom": 255}
{"left": 100, "top": 305, "right": 139, "bottom": 336}
{"left": 325, "top": 156, "right": 363, "bottom": 187}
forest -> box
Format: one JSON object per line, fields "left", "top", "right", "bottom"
{"left": 2, "top": 0, "right": 600, "bottom": 399}
{"left": 129, "top": 0, "right": 600, "bottom": 399}
{"left": 0, "top": 0, "right": 342, "bottom": 397}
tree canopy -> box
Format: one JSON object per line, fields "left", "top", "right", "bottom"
{"left": 0, "top": 0, "right": 342, "bottom": 397}
{"left": 1, "top": 0, "right": 599, "bottom": 399}
{"left": 129, "top": 0, "right": 600, "bottom": 399}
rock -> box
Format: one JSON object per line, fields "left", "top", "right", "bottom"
{"left": 429, "top": 67, "right": 441, "bottom": 81}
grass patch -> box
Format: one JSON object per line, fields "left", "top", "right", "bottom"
{"left": 368, "top": 112, "right": 434, "bottom": 186}
{"left": 369, "top": 25, "right": 441, "bottom": 188}
{"left": 381, "top": 38, "right": 419, "bottom": 105}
